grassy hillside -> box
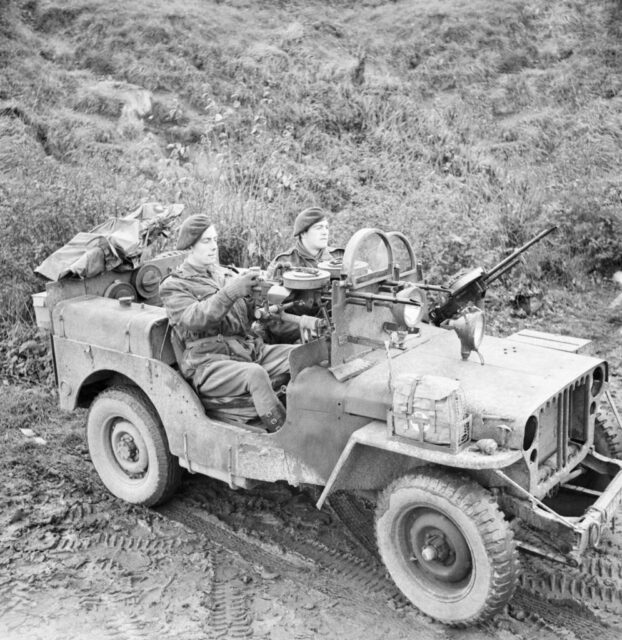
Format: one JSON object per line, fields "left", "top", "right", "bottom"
{"left": 1, "top": 0, "right": 622, "bottom": 352}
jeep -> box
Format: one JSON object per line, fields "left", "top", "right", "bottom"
{"left": 36, "top": 227, "right": 622, "bottom": 626}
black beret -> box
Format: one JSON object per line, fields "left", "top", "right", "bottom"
{"left": 293, "top": 207, "right": 326, "bottom": 237}
{"left": 176, "top": 214, "right": 212, "bottom": 250}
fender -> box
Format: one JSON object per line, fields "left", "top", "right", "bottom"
{"left": 53, "top": 335, "right": 207, "bottom": 454}
{"left": 316, "top": 421, "right": 523, "bottom": 508}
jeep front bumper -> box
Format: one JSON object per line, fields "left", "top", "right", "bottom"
{"left": 572, "top": 452, "right": 622, "bottom": 555}
{"left": 498, "top": 450, "right": 622, "bottom": 563}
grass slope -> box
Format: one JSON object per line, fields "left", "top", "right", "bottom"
{"left": 1, "top": 0, "right": 622, "bottom": 334}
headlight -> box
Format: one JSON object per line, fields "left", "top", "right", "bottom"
{"left": 443, "top": 305, "right": 485, "bottom": 363}
{"left": 394, "top": 286, "right": 425, "bottom": 328}
{"left": 591, "top": 366, "right": 605, "bottom": 397}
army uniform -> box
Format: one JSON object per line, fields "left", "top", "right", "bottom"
{"left": 266, "top": 239, "right": 343, "bottom": 279}
{"left": 160, "top": 260, "right": 293, "bottom": 425}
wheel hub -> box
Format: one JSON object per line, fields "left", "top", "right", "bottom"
{"left": 116, "top": 433, "right": 139, "bottom": 461}
{"left": 110, "top": 420, "right": 148, "bottom": 476}
{"left": 407, "top": 510, "right": 471, "bottom": 583}
{"left": 421, "top": 531, "right": 452, "bottom": 563}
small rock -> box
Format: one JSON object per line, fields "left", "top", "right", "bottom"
{"left": 258, "top": 567, "right": 279, "bottom": 581}
{"left": 511, "top": 607, "right": 527, "bottom": 621}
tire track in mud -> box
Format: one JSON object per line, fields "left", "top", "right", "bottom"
{"left": 158, "top": 492, "right": 437, "bottom": 639}
{"left": 1, "top": 498, "right": 216, "bottom": 640}
{"left": 0, "top": 581, "right": 37, "bottom": 635}
{"left": 519, "top": 559, "right": 622, "bottom": 615}
{"left": 51, "top": 527, "right": 184, "bottom": 555}
{"left": 203, "top": 550, "right": 253, "bottom": 640}
{"left": 175, "top": 483, "right": 395, "bottom": 602}
{"left": 515, "top": 519, "right": 622, "bottom": 629}
{"left": 98, "top": 602, "right": 153, "bottom": 640}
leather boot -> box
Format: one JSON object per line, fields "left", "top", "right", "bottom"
{"left": 260, "top": 401, "right": 287, "bottom": 433}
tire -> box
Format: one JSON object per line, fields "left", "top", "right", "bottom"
{"left": 86, "top": 385, "right": 182, "bottom": 506}
{"left": 594, "top": 415, "right": 622, "bottom": 459}
{"left": 375, "top": 469, "right": 519, "bottom": 626}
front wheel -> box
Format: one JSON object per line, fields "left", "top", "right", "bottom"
{"left": 86, "top": 385, "right": 181, "bottom": 506}
{"left": 594, "top": 415, "right": 622, "bottom": 459}
{"left": 375, "top": 469, "right": 519, "bottom": 626}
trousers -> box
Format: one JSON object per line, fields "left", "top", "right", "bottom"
{"left": 192, "top": 344, "right": 294, "bottom": 417}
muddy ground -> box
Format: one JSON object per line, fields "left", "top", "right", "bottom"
{"left": 3, "top": 284, "right": 622, "bottom": 640}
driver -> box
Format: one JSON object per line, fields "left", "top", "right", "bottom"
{"left": 266, "top": 206, "right": 343, "bottom": 278}
{"left": 160, "top": 215, "right": 294, "bottom": 432}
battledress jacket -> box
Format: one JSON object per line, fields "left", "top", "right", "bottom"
{"left": 159, "top": 261, "right": 259, "bottom": 379}
{"left": 266, "top": 240, "right": 344, "bottom": 279}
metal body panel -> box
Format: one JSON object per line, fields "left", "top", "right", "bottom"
{"left": 53, "top": 296, "right": 175, "bottom": 364}
{"left": 342, "top": 323, "right": 605, "bottom": 449}
{"left": 507, "top": 329, "right": 592, "bottom": 354}
{"left": 53, "top": 316, "right": 605, "bottom": 496}
{"left": 275, "top": 365, "right": 371, "bottom": 481}
{"left": 54, "top": 337, "right": 343, "bottom": 487}
{"left": 317, "top": 420, "right": 523, "bottom": 507}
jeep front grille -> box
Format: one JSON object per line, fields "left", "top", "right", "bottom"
{"left": 537, "top": 374, "right": 591, "bottom": 481}
{"left": 459, "top": 418, "right": 471, "bottom": 445}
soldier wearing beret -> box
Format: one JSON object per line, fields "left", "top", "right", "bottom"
{"left": 159, "top": 215, "right": 294, "bottom": 431}
{"left": 266, "top": 207, "right": 343, "bottom": 279}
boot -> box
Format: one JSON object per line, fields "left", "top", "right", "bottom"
{"left": 260, "top": 401, "right": 287, "bottom": 433}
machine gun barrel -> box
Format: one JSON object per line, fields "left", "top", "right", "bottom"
{"left": 428, "top": 226, "right": 557, "bottom": 326}
{"left": 346, "top": 291, "right": 423, "bottom": 307}
{"left": 485, "top": 226, "right": 557, "bottom": 285}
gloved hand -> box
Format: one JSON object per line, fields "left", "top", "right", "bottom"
{"left": 223, "top": 270, "right": 259, "bottom": 299}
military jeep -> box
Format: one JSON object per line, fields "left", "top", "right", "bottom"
{"left": 37, "top": 227, "right": 622, "bottom": 626}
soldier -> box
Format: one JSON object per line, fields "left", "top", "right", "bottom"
{"left": 267, "top": 206, "right": 343, "bottom": 278}
{"left": 160, "top": 215, "right": 294, "bottom": 432}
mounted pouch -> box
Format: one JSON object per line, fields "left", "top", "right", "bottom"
{"left": 388, "top": 373, "right": 472, "bottom": 453}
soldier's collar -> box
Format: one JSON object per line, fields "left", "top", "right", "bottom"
{"left": 295, "top": 238, "right": 325, "bottom": 261}
{"left": 179, "top": 259, "right": 217, "bottom": 279}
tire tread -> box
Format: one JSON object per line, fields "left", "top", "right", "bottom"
{"left": 87, "top": 385, "right": 182, "bottom": 506}
{"left": 376, "top": 467, "right": 519, "bottom": 627}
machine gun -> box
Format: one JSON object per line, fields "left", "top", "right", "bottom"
{"left": 428, "top": 226, "right": 557, "bottom": 326}
{"left": 249, "top": 267, "right": 332, "bottom": 342}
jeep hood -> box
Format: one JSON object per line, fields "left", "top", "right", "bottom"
{"left": 342, "top": 324, "right": 605, "bottom": 442}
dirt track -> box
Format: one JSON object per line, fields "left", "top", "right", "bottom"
{"left": 3, "top": 451, "right": 622, "bottom": 640}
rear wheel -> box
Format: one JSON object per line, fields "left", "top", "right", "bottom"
{"left": 375, "top": 469, "right": 519, "bottom": 626}
{"left": 87, "top": 385, "right": 181, "bottom": 506}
